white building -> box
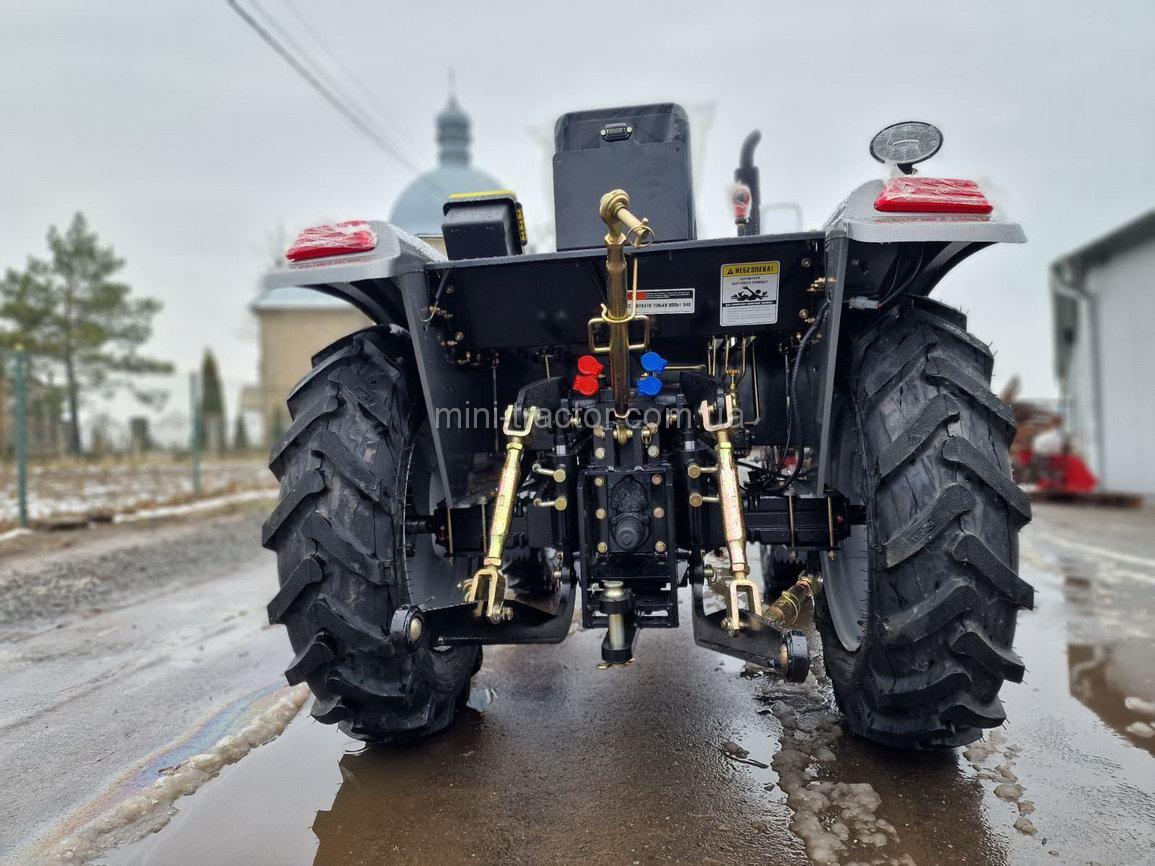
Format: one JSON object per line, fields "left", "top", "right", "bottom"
{"left": 1052, "top": 211, "right": 1155, "bottom": 494}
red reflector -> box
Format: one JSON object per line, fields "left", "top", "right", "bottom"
{"left": 577, "top": 354, "right": 605, "bottom": 377}
{"left": 573, "top": 375, "right": 600, "bottom": 397}
{"left": 286, "top": 221, "right": 377, "bottom": 261}
{"left": 873, "top": 178, "right": 993, "bottom": 214}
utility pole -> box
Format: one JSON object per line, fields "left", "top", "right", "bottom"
{"left": 189, "top": 371, "right": 202, "bottom": 496}
{"left": 14, "top": 349, "right": 29, "bottom": 528}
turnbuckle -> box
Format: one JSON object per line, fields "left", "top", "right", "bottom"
{"left": 698, "top": 394, "right": 763, "bottom": 634}
{"left": 461, "top": 404, "right": 539, "bottom": 624}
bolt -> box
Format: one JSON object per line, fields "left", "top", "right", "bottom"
{"left": 595, "top": 447, "right": 606, "bottom": 460}
{"left": 651, "top": 474, "right": 662, "bottom": 486}
{"left": 647, "top": 445, "right": 659, "bottom": 458}
{"left": 801, "top": 257, "right": 812, "bottom": 268}
{"left": 689, "top": 492, "right": 704, "bottom": 508}
{"left": 454, "top": 331, "right": 465, "bottom": 341}
{"left": 407, "top": 616, "right": 423, "bottom": 643}
{"left": 653, "top": 507, "right": 665, "bottom": 519}
{"left": 687, "top": 463, "right": 701, "bottom": 479}
{"left": 654, "top": 540, "right": 667, "bottom": 553}
{"left": 446, "top": 284, "right": 456, "bottom": 294}
{"left": 554, "top": 496, "right": 569, "bottom": 511}
{"left": 595, "top": 507, "right": 607, "bottom": 520}
{"left": 597, "top": 541, "right": 609, "bottom": 554}
{"left": 798, "top": 309, "right": 809, "bottom": 321}
{"left": 593, "top": 476, "right": 606, "bottom": 487}
{"left": 594, "top": 424, "right": 606, "bottom": 439}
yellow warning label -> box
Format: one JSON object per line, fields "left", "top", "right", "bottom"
{"left": 719, "top": 260, "right": 781, "bottom": 326}
{"left": 721, "top": 261, "right": 780, "bottom": 278}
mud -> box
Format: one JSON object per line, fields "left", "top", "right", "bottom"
{"left": 4, "top": 503, "right": 1155, "bottom": 865}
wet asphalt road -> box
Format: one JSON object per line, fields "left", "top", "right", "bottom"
{"left": 3, "top": 502, "right": 1155, "bottom": 865}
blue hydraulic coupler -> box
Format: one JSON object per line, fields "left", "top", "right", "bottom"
{"left": 640, "top": 351, "right": 668, "bottom": 373}
{"left": 636, "top": 376, "right": 663, "bottom": 397}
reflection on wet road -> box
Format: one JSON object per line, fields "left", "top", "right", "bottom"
{"left": 1052, "top": 548, "right": 1155, "bottom": 757}
{"left": 91, "top": 504, "right": 1155, "bottom": 865}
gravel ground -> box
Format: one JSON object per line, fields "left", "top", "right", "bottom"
{"left": 0, "top": 504, "right": 268, "bottom": 630}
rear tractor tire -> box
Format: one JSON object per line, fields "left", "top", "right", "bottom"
{"left": 818, "top": 300, "right": 1034, "bottom": 750}
{"left": 263, "top": 326, "right": 480, "bottom": 743}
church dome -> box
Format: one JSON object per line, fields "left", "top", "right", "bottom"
{"left": 390, "top": 95, "right": 502, "bottom": 236}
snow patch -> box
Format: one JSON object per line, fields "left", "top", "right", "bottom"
{"left": 1125, "top": 721, "right": 1154, "bottom": 739}
{"left": 0, "top": 458, "right": 272, "bottom": 527}
{"left": 113, "top": 488, "right": 277, "bottom": 522}
{"left": 765, "top": 684, "right": 903, "bottom": 866}
{"left": 964, "top": 729, "right": 1037, "bottom": 836}
{"left": 0, "top": 527, "right": 33, "bottom": 544}
{"left": 1124, "top": 695, "right": 1155, "bottom": 717}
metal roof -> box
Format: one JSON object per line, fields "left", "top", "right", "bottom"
{"left": 251, "top": 286, "right": 355, "bottom": 311}
{"left": 390, "top": 164, "right": 502, "bottom": 236}
{"left": 1052, "top": 209, "right": 1155, "bottom": 273}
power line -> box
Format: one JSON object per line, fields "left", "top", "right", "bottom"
{"left": 259, "top": 0, "right": 423, "bottom": 170}
{"left": 226, "top": 0, "right": 424, "bottom": 175}
{"left": 278, "top": 0, "right": 419, "bottom": 166}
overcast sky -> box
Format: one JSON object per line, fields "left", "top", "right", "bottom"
{"left": 2, "top": 0, "right": 1153, "bottom": 434}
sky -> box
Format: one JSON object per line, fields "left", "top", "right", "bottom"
{"left": 2, "top": 0, "right": 1153, "bottom": 439}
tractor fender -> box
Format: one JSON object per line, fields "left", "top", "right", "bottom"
{"left": 810, "top": 180, "right": 1025, "bottom": 492}
{"left": 824, "top": 179, "right": 1026, "bottom": 246}
{"left": 264, "top": 223, "right": 480, "bottom": 506}
{"left": 262, "top": 221, "right": 441, "bottom": 326}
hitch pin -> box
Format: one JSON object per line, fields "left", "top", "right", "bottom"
{"left": 826, "top": 495, "right": 836, "bottom": 559}
{"left": 531, "top": 463, "right": 567, "bottom": 483}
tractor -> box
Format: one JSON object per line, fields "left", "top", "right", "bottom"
{"left": 262, "top": 105, "right": 1032, "bottom": 749}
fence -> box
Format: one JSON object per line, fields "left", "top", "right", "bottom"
{"left": 0, "top": 360, "right": 271, "bottom": 531}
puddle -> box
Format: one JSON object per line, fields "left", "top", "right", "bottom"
{"left": 1035, "top": 536, "right": 1155, "bottom": 757}
{"left": 96, "top": 614, "right": 804, "bottom": 866}
{"left": 23, "top": 684, "right": 310, "bottom": 865}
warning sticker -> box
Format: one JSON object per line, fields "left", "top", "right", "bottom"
{"left": 627, "top": 287, "right": 695, "bottom": 315}
{"left": 720, "top": 261, "right": 780, "bottom": 326}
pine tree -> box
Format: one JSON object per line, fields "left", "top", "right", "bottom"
{"left": 233, "top": 413, "right": 251, "bottom": 452}
{"left": 200, "top": 350, "right": 226, "bottom": 454}
{"left": 0, "top": 213, "right": 172, "bottom": 454}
